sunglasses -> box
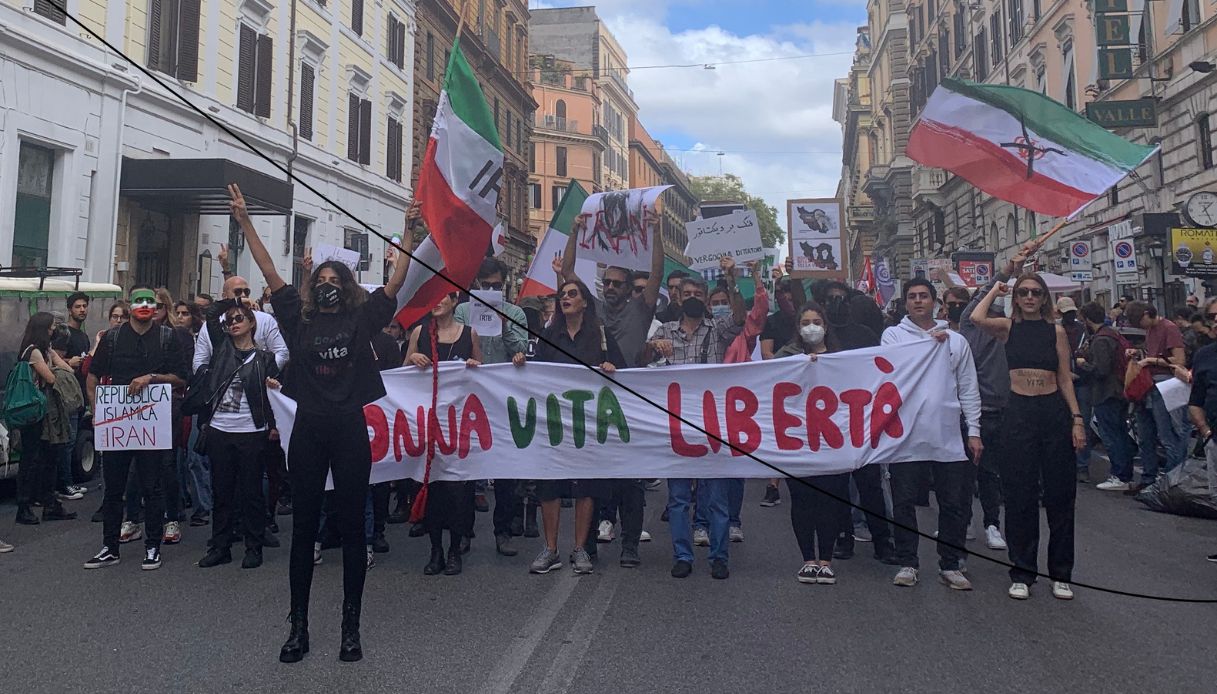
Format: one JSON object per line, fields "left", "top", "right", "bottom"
{"left": 1014, "top": 288, "right": 1044, "bottom": 298}
{"left": 631, "top": 285, "right": 646, "bottom": 293}
{"left": 479, "top": 282, "right": 505, "bottom": 291}
{"left": 233, "top": 287, "right": 251, "bottom": 298}
{"left": 603, "top": 278, "right": 627, "bottom": 288}
{"left": 946, "top": 301, "right": 967, "bottom": 308}
{"left": 561, "top": 288, "right": 581, "bottom": 299}
{"left": 226, "top": 313, "right": 247, "bottom": 326}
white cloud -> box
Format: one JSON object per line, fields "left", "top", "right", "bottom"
{"left": 533, "top": 2, "right": 861, "bottom": 241}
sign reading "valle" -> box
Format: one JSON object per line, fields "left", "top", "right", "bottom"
{"left": 1086, "top": 98, "right": 1158, "bottom": 128}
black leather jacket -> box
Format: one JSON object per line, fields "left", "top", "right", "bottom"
{"left": 200, "top": 300, "right": 280, "bottom": 429}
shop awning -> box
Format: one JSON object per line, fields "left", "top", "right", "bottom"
{"left": 119, "top": 158, "right": 293, "bottom": 215}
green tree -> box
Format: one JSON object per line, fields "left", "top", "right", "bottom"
{"left": 688, "top": 174, "right": 784, "bottom": 248}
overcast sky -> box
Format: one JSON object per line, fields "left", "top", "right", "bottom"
{"left": 528, "top": 0, "right": 866, "bottom": 241}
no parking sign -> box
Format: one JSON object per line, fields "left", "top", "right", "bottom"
{"left": 1069, "top": 240, "right": 1093, "bottom": 282}
{"left": 1111, "top": 238, "right": 1138, "bottom": 282}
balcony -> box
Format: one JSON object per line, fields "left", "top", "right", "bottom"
{"left": 606, "top": 70, "right": 634, "bottom": 100}
{"left": 592, "top": 124, "right": 608, "bottom": 144}
{"left": 535, "top": 114, "right": 582, "bottom": 134}
{"left": 911, "top": 167, "right": 947, "bottom": 205}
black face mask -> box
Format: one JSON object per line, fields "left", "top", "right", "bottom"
{"left": 682, "top": 297, "right": 706, "bottom": 319}
{"left": 947, "top": 304, "right": 966, "bottom": 323}
{"left": 825, "top": 296, "right": 849, "bottom": 326}
{"left": 313, "top": 283, "right": 341, "bottom": 309}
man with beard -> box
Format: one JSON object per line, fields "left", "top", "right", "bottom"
{"left": 656, "top": 270, "right": 690, "bottom": 323}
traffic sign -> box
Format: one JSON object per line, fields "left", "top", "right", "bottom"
{"left": 1111, "top": 238, "right": 1138, "bottom": 281}
{"left": 1069, "top": 240, "right": 1092, "bottom": 282}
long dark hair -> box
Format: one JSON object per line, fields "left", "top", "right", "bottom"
{"left": 19, "top": 311, "right": 55, "bottom": 357}
{"left": 300, "top": 261, "right": 368, "bottom": 320}
{"left": 792, "top": 301, "right": 842, "bottom": 353}
{"left": 1011, "top": 272, "right": 1055, "bottom": 322}
{"left": 549, "top": 280, "right": 600, "bottom": 335}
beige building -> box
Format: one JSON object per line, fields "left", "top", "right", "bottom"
{"left": 833, "top": 28, "right": 879, "bottom": 282}
{"left": 1, "top": 0, "right": 418, "bottom": 297}
{"left": 629, "top": 117, "right": 691, "bottom": 263}
{"left": 527, "top": 54, "right": 604, "bottom": 239}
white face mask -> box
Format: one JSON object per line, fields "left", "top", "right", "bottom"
{"left": 710, "top": 304, "right": 731, "bottom": 319}
{"left": 800, "top": 323, "right": 826, "bottom": 345}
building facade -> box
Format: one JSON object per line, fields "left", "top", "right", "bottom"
{"left": 629, "top": 118, "right": 691, "bottom": 263}
{"left": 529, "top": 6, "right": 636, "bottom": 193}
{"left": 833, "top": 28, "right": 879, "bottom": 283}
{"left": 411, "top": 0, "right": 536, "bottom": 276}
{"left": 1, "top": 0, "right": 418, "bottom": 298}
{"left": 526, "top": 53, "right": 604, "bottom": 240}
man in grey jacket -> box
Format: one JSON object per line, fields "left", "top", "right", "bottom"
{"left": 881, "top": 278, "right": 983, "bottom": 591}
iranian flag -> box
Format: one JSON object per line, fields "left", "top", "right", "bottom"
{"left": 397, "top": 40, "right": 501, "bottom": 327}
{"left": 519, "top": 181, "right": 596, "bottom": 299}
{"left": 908, "top": 78, "right": 1157, "bottom": 218}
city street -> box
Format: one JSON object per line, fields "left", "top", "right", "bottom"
{"left": 1, "top": 477, "right": 1214, "bottom": 693}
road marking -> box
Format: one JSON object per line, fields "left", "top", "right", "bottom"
{"left": 536, "top": 569, "right": 621, "bottom": 694}
{"left": 481, "top": 568, "right": 581, "bottom": 694}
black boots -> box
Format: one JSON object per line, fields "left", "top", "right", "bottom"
{"left": 444, "top": 545, "right": 462, "bottom": 575}
{"left": 279, "top": 607, "right": 309, "bottom": 663}
{"left": 43, "top": 500, "right": 77, "bottom": 521}
{"left": 339, "top": 601, "right": 362, "bottom": 662}
{"left": 15, "top": 505, "right": 39, "bottom": 525}
{"left": 423, "top": 546, "right": 446, "bottom": 575}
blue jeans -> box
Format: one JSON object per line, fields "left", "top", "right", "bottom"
{"left": 1093, "top": 397, "right": 1136, "bottom": 482}
{"left": 668, "top": 479, "right": 729, "bottom": 564}
{"left": 1075, "top": 383, "right": 1094, "bottom": 470}
{"left": 183, "top": 423, "right": 212, "bottom": 514}
{"left": 1134, "top": 388, "right": 1188, "bottom": 484}
{"left": 695, "top": 478, "right": 744, "bottom": 530}
{"left": 56, "top": 413, "right": 80, "bottom": 491}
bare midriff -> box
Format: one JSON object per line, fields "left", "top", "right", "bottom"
{"left": 1010, "top": 368, "right": 1058, "bottom": 396}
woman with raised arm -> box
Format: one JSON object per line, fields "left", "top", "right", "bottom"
{"left": 228, "top": 184, "right": 412, "bottom": 664}
{"left": 971, "top": 272, "right": 1086, "bottom": 602}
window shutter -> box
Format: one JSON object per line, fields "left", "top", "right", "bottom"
{"left": 352, "top": 0, "right": 364, "bottom": 35}
{"left": 177, "top": 0, "right": 201, "bottom": 81}
{"left": 255, "top": 34, "right": 273, "bottom": 118}
{"left": 397, "top": 22, "right": 407, "bottom": 69}
{"left": 360, "top": 99, "right": 373, "bottom": 166}
{"left": 348, "top": 93, "right": 360, "bottom": 161}
{"left": 147, "top": 0, "right": 165, "bottom": 71}
{"left": 33, "top": 0, "right": 66, "bottom": 24}
{"left": 300, "top": 64, "right": 315, "bottom": 141}
{"left": 237, "top": 24, "right": 256, "bottom": 113}
{"left": 387, "top": 15, "right": 396, "bottom": 60}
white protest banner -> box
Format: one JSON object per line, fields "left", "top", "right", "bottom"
{"left": 268, "top": 341, "right": 965, "bottom": 485}
{"left": 577, "top": 185, "right": 672, "bottom": 270}
{"left": 314, "top": 243, "right": 362, "bottom": 272}
{"left": 468, "top": 289, "right": 504, "bottom": 337}
{"left": 684, "top": 210, "right": 765, "bottom": 271}
{"left": 94, "top": 383, "right": 174, "bottom": 451}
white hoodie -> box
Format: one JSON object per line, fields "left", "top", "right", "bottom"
{"left": 882, "top": 316, "right": 982, "bottom": 438}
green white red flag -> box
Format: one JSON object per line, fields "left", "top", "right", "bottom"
{"left": 519, "top": 181, "right": 595, "bottom": 298}
{"left": 401, "top": 40, "right": 502, "bottom": 327}
{"left": 908, "top": 78, "right": 1157, "bottom": 218}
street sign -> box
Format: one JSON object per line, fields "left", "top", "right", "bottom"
{"left": 1111, "top": 237, "right": 1139, "bottom": 281}
{"left": 1096, "top": 14, "right": 1130, "bottom": 45}
{"left": 1094, "top": 0, "right": 1128, "bottom": 11}
{"left": 1069, "top": 240, "right": 1093, "bottom": 282}
{"left": 1099, "top": 48, "right": 1134, "bottom": 79}
{"left": 1086, "top": 98, "right": 1157, "bottom": 128}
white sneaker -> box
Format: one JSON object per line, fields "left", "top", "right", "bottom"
{"left": 966, "top": 526, "right": 975, "bottom": 541}
{"left": 692, "top": 527, "right": 710, "bottom": 546}
{"left": 729, "top": 526, "right": 744, "bottom": 543}
{"left": 939, "top": 569, "right": 972, "bottom": 591}
{"left": 985, "top": 525, "right": 1007, "bottom": 550}
{"left": 0, "top": 538, "right": 13, "bottom": 553}
{"left": 1096, "top": 476, "right": 1130, "bottom": 491}
{"left": 1051, "top": 582, "right": 1074, "bottom": 600}
{"left": 893, "top": 566, "right": 918, "bottom": 586}
{"left": 67, "top": 484, "right": 89, "bottom": 496}
{"left": 597, "top": 520, "right": 614, "bottom": 543}
{"left": 366, "top": 551, "right": 375, "bottom": 570}
{"left": 119, "top": 520, "right": 142, "bottom": 544}
{"left": 1008, "top": 582, "right": 1031, "bottom": 600}
{"left": 162, "top": 521, "right": 182, "bottom": 545}
{"left": 313, "top": 545, "right": 323, "bottom": 565}
{"left": 639, "top": 530, "right": 652, "bottom": 542}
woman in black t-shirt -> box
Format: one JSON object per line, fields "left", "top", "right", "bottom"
{"left": 404, "top": 292, "right": 483, "bottom": 577}
{"left": 229, "top": 184, "right": 413, "bottom": 664}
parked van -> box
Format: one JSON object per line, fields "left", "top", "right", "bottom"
{"left": 0, "top": 275, "right": 123, "bottom": 482}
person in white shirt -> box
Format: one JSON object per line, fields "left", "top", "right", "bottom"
{"left": 880, "top": 278, "right": 983, "bottom": 591}
{"left": 194, "top": 276, "right": 290, "bottom": 372}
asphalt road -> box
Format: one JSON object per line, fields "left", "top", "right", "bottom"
{"left": 1, "top": 473, "right": 1216, "bottom": 693}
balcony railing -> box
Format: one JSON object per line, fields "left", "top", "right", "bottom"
{"left": 607, "top": 70, "right": 634, "bottom": 99}
{"left": 535, "top": 114, "right": 581, "bottom": 133}
{"left": 592, "top": 124, "right": 608, "bottom": 143}
{"left": 911, "top": 167, "right": 947, "bottom": 201}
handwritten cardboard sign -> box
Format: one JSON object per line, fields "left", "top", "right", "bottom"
{"left": 684, "top": 210, "right": 765, "bottom": 271}
{"left": 94, "top": 384, "right": 173, "bottom": 451}
{"left": 577, "top": 185, "right": 672, "bottom": 270}
{"left": 313, "top": 243, "right": 362, "bottom": 272}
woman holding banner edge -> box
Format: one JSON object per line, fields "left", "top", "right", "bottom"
{"left": 228, "top": 184, "right": 413, "bottom": 663}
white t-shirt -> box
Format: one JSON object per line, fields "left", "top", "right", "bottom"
{"left": 207, "top": 352, "right": 264, "bottom": 433}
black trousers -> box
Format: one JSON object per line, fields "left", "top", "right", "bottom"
{"left": 1000, "top": 393, "right": 1075, "bottom": 584}
{"left": 372, "top": 482, "right": 390, "bottom": 534}
{"left": 15, "top": 423, "right": 53, "bottom": 506}
{"left": 889, "top": 460, "right": 972, "bottom": 571}
{"left": 288, "top": 410, "right": 372, "bottom": 612}
{"left": 595, "top": 480, "right": 645, "bottom": 550}
{"left": 834, "top": 464, "right": 892, "bottom": 549}
{"left": 262, "top": 438, "right": 289, "bottom": 515}
{"left": 977, "top": 409, "right": 1005, "bottom": 529}
{"left": 492, "top": 479, "right": 521, "bottom": 536}
{"left": 207, "top": 428, "right": 268, "bottom": 551}
{"left": 788, "top": 474, "right": 849, "bottom": 562}
{"left": 102, "top": 450, "right": 165, "bottom": 550}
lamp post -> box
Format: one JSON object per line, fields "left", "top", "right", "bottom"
{"left": 1148, "top": 239, "right": 1166, "bottom": 314}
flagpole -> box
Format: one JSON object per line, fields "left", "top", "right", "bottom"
{"left": 454, "top": 0, "right": 466, "bottom": 42}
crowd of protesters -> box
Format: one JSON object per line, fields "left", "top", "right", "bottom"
{"left": 5, "top": 185, "right": 1216, "bottom": 660}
